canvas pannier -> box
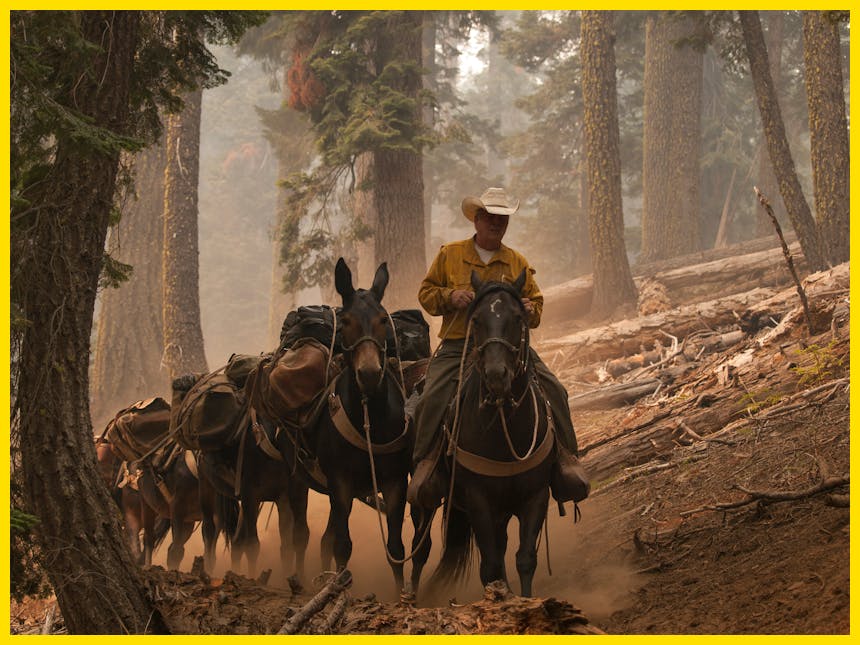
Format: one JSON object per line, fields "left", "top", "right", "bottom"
{"left": 104, "top": 397, "right": 172, "bottom": 463}
{"left": 386, "top": 309, "right": 431, "bottom": 361}
{"left": 172, "top": 368, "right": 247, "bottom": 452}
{"left": 280, "top": 305, "right": 342, "bottom": 351}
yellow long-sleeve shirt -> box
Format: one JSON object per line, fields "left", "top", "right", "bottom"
{"left": 417, "top": 237, "right": 543, "bottom": 339}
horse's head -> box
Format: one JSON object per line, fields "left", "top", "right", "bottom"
{"left": 335, "top": 257, "right": 390, "bottom": 396}
{"left": 467, "top": 269, "right": 529, "bottom": 402}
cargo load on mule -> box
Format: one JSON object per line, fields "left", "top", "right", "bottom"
{"left": 279, "top": 305, "right": 432, "bottom": 364}
{"left": 170, "top": 353, "right": 266, "bottom": 453}
{"left": 102, "top": 397, "right": 173, "bottom": 464}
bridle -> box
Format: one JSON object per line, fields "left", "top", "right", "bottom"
{"left": 469, "top": 286, "right": 531, "bottom": 390}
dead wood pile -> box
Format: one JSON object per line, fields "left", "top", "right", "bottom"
{"left": 139, "top": 567, "right": 602, "bottom": 635}
{"left": 562, "top": 263, "right": 849, "bottom": 487}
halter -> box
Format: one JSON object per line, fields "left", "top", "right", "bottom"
{"left": 341, "top": 334, "right": 388, "bottom": 393}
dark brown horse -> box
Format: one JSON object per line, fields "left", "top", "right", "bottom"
{"left": 424, "top": 270, "right": 554, "bottom": 597}
{"left": 196, "top": 419, "right": 310, "bottom": 582}
{"left": 310, "top": 258, "right": 426, "bottom": 594}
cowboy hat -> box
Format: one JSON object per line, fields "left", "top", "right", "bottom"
{"left": 461, "top": 187, "right": 520, "bottom": 222}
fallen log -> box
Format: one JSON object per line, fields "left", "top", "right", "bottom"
{"left": 540, "top": 263, "right": 848, "bottom": 372}
{"left": 541, "top": 240, "right": 807, "bottom": 325}
{"left": 278, "top": 569, "right": 353, "bottom": 635}
{"left": 569, "top": 378, "right": 662, "bottom": 411}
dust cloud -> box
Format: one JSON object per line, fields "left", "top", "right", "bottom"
{"left": 152, "top": 489, "right": 642, "bottom": 616}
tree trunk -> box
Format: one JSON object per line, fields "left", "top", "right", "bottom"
{"left": 669, "top": 14, "right": 703, "bottom": 254}
{"left": 581, "top": 11, "right": 637, "bottom": 317}
{"left": 353, "top": 152, "right": 378, "bottom": 286}
{"left": 803, "top": 11, "right": 849, "bottom": 266}
{"left": 755, "top": 11, "right": 785, "bottom": 237}
{"left": 162, "top": 87, "right": 209, "bottom": 379}
{"left": 90, "top": 140, "right": 168, "bottom": 429}
{"left": 15, "top": 11, "right": 168, "bottom": 633}
{"left": 641, "top": 12, "right": 702, "bottom": 261}
{"left": 372, "top": 12, "right": 425, "bottom": 311}
{"left": 738, "top": 10, "right": 826, "bottom": 271}
{"left": 421, "top": 11, "right": 436, "bottom": 263}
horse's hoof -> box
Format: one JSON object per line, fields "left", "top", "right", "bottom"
{"left": 483, "top": 580, "right": 512, "bottom": 601}
{"left": 399, "top": 588, "right": 416, "bottom": 606}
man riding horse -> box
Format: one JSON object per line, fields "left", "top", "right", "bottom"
{"left": 408, "top": 187, "right": 589, "bottom": 509}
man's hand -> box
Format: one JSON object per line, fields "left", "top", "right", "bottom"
{"left": 521, "top": 297, "right": 534, "bottom": 315}
{"left": 451, "top": 289, "right": 475, "bottom": 309}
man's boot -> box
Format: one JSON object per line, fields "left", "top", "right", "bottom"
{"left": 550, "top": 444, "right": 590, "bottom": 503}
{"left": 407, "top": 437, "right": 446, "bottom": 509}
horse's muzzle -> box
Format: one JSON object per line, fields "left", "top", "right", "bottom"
{"left": 483, "top": 363, "right": 512, "bottom": 401}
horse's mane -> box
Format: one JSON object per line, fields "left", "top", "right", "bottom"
{"left": 466, "top": 279, "right": 525, "bottom": 321}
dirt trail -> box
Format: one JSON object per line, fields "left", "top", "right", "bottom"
{"left": 11, "top": 259, "right": 850, "bottom": 635}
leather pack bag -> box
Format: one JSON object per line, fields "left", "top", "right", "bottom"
{"left": 248, "top": 338, "right": 333, "bottom": 420}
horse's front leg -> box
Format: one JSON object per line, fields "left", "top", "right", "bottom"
{"left": 287, "top": 480, "right": 310, "bottom": 582}
{"left": 408, "top": 504, "right": 434, "bottom": 598}
{"left": 167, "top": 519, "right": 195, "bottom": 570}
{"left": 469, "top": 495, "right": 509, "bottom": 588}
{"left": 274, "top": 496, "right": 294, "bottom": 581}
{"left": 140, "top": 503, "right": 158, "bottom": 567}
{"left": 380, "top": 475, "right": 407, "bottom": 593}
{"left": 240, "top": 499, "right": 262, "bottom": 576}
{"left": 122, "top": 490, "right": 144, "bottom": 565}
{"left": 515, "top": 486, "right": 549, "bottom": 597}
{"left": 327, "top": 477, "right": 354, "bottom": 570}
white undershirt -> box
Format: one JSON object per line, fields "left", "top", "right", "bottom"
{"left": 475, "top": 241, "right": 497, "bottom": 264}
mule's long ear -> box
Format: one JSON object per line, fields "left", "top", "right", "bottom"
{"left": 335, "top": 257, "right": 355, "bottom": 302}
{"left": 470, "top": 270, "right": 483, "bottom": 292}
{"left": 370, "top": 262, "right": 389, "bottom": 303}
{"left": 513, "top": 268, "right": 527, "bottom": 294}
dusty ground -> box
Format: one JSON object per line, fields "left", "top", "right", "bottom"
{"left": 10, "top": 277, "right": 850, "bottom": 635}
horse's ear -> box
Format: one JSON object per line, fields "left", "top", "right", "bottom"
{"left": 371, "top": 262, "right": 389, "bottom": 302}
{"left": 335, "top": 257, "right": 355, "bottom": 301}
{"left": 470, "top": 270, "right": 483, "bottom": 292}
{"left": 513, "top": 268, "right": 527, "bottom": 294}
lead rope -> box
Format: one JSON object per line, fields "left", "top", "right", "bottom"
{"left": 496, "top": 381, "right": 540, "bottom": 461}
{"left": 440, "top": 317, "right": 475, "bottom": 544}
{"left": 360, "top": 392, "right": 435, "bottom": 565}
{"left": 543, "top": 510, "right": 553, "bottom": 575}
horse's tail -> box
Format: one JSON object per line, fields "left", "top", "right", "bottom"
{"left": 152, "top": 517, "right": 171, "bottom": 551}
{"left": 217, "top": 492, "right": 240, "bottom": 549}
{"left": 426, "top": 504, "right": 474, "bottom": 593}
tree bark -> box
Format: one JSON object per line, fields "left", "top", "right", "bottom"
{"left": 372, "top": 12, "right": 426, "bottom": 311}
{"left": 15, "top": 11, "right": 168, "bottom": 633}
{"left": 738, "top": 10, "right": 826, "bottom": 271}
{"left": 353, "top": 152, "right": 378, "bottom": 287}
{"left": 91, "top": 140, "right": 168, "bottom": 429}
{"left": 754, "top": 11, "right": 785, "bottom": 237}
{"left": 641, "top": 13, "right": 703, "bottom": 261}
{"left": 580, "top": 11, "right": 637, "bottom": 317}
{"left": 162, "top": 87, "right": 209, "bottom": 379}
{"left": 803, "top": 11, "right": 849, "bottom": 266}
